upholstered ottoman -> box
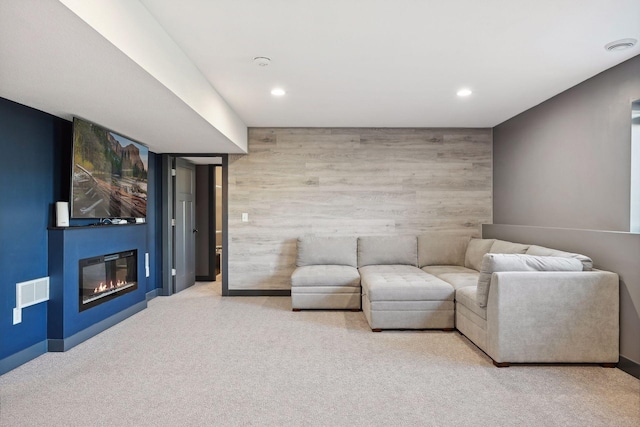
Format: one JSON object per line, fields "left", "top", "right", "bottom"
{"left": 291, "top": 236, "right": 361, "bottom": 310}
{"left": 358, "top": 236, "right": 455, "bottom": 331}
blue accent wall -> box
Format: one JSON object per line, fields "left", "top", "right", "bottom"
{"left": 0, "top": 98, "right": 61, "bottom": 361}
{"left": 48, "top": 225, "right": 147, "bottom": 340}
{"left": 0, "top": 97, "right": 163, "bottom": 373}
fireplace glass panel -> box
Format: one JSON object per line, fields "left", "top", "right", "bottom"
{"left": 79, "top": 250, "right": 138, "bottom": 311}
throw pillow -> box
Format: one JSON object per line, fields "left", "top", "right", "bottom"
{"left": 476, "top": 253, "right": 584, "bottom": 308}
{"left": 525, "top": 245, "right": 593, "bottom": 270}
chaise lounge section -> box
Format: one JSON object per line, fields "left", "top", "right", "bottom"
{"left": 358, "top": 235, "right": 455, "bottom": 331}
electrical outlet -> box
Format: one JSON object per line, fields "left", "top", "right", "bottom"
{"left": 242, "top": 213, "right": 249, "bottom": 222}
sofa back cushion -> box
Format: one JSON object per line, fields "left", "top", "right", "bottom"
{"left": 464, "top": 238, "right": 495, "bottom": 271}
{"left": 525, "top": 245, "right": 593, "bottom": 270}
{"left": 358, "top": 235, "right": 418, "bottom": 268}
{"left": 476, "top": 254, "right": 584, "bottom": 307}
{"left": 297, "top": 236, "right": 358, "bottom": 267}
{"left": 490, "top": 239, "right": 529, "bottom": 254}
{"left": 417, "top": 233, "right": 469, "bottom": 267}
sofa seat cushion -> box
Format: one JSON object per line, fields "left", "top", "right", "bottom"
{"left": 455, "top": 286, "right": 486, "bottom": 320}
{"left": 360, "top": 265, "right": 454, "bottom": 302}
{"left": 291, "top": 286, "right": 360, "bottom": 294}
{"left": 422, "top": 265, "right": 479, "bottom": 290}
{"left": 291, "top": 287, "right": 361, "bottom": 310}
{"left": 291, "top": 265, "right": 360, "bottom": 288}
{"left": 421, "top": 265, "right": 477, "bottom": 276}
{"left": 369, "top": 300, "right": 454, "bottom": 311}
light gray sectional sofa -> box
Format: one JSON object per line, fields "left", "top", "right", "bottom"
{"left": 291, "top": 234, "right": 620, "bottom": 367}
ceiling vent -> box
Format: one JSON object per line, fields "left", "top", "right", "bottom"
{"left": 253, "top": 56, "right": 271, "bottom": 66}
{"left": 604, "top": 38, "right": 637, "bottom": 51}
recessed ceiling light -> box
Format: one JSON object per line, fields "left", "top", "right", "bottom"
{"left": 604, "top": 38, "right": 637, "bottom": 51}
{"left": 253, "top": 56, "right": 271, "bottom": 66}
{"left": 457, "top": 88, "right": 472, "bottom": 97}
{"left": 271, "top": 88, "right": 286, "bottom": 96}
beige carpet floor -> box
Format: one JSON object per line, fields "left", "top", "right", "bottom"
{"left": 1, "top": 282, "right": 638, "bottom": 426}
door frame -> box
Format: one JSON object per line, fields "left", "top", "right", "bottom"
{"left": 161, "top": 153, "right": 229, "bottom": 296}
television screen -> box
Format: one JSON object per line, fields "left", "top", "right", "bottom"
{"left": 71, "top": 118, "right": 148, "bottom": 219}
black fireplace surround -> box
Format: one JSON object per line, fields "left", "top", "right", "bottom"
{"left": 79, "top": 250, "right": 138, "bottom": 311}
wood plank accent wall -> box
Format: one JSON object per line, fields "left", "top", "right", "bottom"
{"left": 228, "top": 128, "right": 492, "bottom": 290}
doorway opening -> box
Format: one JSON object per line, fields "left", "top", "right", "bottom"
{"left": 195, "top": 164, "right": 223, "bottom": 282}
{"left": 161, "top": 154, "right": 228, "bottom": 296}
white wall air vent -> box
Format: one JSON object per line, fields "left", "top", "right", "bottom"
{"left": 13, "top": 277, "right": 50, "bottom": 325}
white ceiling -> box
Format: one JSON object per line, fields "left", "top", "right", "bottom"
{"left": 2, "top": 0, "right": 640, "bottom": 154}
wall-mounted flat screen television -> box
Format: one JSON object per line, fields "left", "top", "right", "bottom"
{"left": 71, "top": 117, "right": 148, "bottom": 219}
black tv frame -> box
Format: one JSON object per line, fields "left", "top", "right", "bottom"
{"left": 70, "top": 117, "right": 149, "bottom": 220}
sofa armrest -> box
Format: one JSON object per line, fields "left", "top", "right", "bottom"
{"left": 486, "top": 271, "right": 619, "bottom": 364}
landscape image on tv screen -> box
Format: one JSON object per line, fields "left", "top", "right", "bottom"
{"left": 72, "top": 118, "right": 148, "bottom": 219}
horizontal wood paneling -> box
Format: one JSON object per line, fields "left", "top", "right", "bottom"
{"left": 228, "top": 128, "right": 492, "bottom": 290}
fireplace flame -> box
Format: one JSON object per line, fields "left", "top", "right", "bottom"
{"left": 94, "top": 280, "right": 128, "bottom": 294}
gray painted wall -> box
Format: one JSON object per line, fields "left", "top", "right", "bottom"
{"left": 494, "top": 55, "right": 640, "bottom": 231}
{"left": 228, "top": 127, "right": 492, "bottom": 290}
{"left": 491, "top": 54, "right": 640, "bottom": 369}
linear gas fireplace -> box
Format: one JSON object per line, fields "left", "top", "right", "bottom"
{"left": 79, "top": 250, "right": 138, "bottom": 311}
